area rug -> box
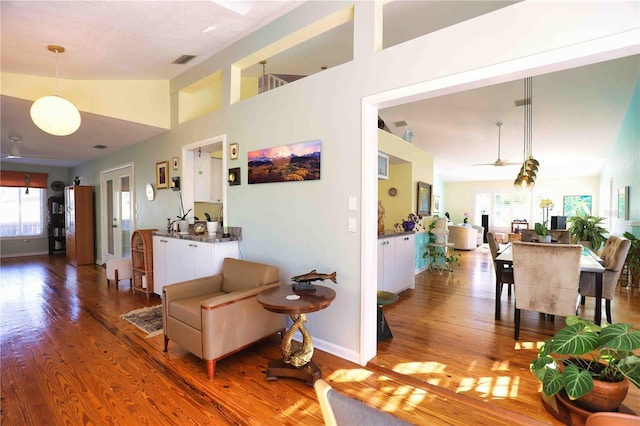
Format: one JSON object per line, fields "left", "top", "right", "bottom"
{"left": 475, "top": 243, "right": 490, "bottom": 253}
{"left": 120, "top": 305, "right": 162, "bottom": 338}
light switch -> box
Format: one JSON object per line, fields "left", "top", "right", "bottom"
{"left": 348, "top": 196, "right": 357, "bottom": 211}
{"left": 348, "top": 217, "right": 357, "bottom": 232}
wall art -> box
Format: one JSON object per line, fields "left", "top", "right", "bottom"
{"left": 618, "top": 186, "right": 630, "bottom": 220}
{"left": 248, "top": 139, "right": 321, "bottom": 184}
{"left": 417, "top": 181, "right": 432, "bottom": 216}
{"left": 156, "top": 161, "right": 169, "bottom": 189}
{"left": 563, "top": 195, "right": 592, "bottom": 217}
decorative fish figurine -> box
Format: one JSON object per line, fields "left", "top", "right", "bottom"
{"left": 291, "top": 269, "right": 337, "bottom": 284}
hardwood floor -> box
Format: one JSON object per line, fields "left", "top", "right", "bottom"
{"left": 1, "top": 249, "right": 638, "bottom": 425}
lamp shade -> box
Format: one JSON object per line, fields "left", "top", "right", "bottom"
{"left": 30, "top": 95, "right": 81, "bottom": 136}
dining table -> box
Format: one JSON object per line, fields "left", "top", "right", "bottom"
{"left": 494, "top": 243, "right": 606, "bottom": 324}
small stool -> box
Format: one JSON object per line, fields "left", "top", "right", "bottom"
{"left": 106, "top": 258, "right": 133, "bottom": 290}
{"left": 377, "top": 291, "right": 399, "bottom": 342}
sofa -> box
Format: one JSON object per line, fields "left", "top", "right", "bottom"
{"left": 448, "top": 225, "right": 478, "bottom": 250}
{"left": 162, "top": 258, "right": 286, "bottom": 380}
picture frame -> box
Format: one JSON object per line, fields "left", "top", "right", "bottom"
{"left": 618, "top": 186, "right": 630, "bottom": 220}
{"left": 172, "top": 156, "right": 179, "bottom": 170}
{"left": 248, "top": 139, "right": 321, "bottom": 184}
{"left": 228, "top": 167, "right": 241, "bottom": 186}
{"left": 417, "top": 181, "right": 432, "bottom": 216}
{"left": 156, "top": 161, "right": 169, "bottom": 189}
{"left": 563, "top": 195, "right": 592, "bottom": 217}
{"left": 432, "top": 195, "right": 440, "bottom": 215}
{"left": 229, "top": 143, "right": 239, "bottom": 160}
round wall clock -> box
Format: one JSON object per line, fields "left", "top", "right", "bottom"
{"left": 145, "top": 183, "right": 155, "bottom": 201}
{"left": 50, "top": 180, "right": 65, "bottom": 192}
{"left": 388, "top": 187, "right": 398, "bottom": 196}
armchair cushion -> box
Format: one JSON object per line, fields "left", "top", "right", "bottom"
{"left": 448, "top": 225, "right": 478, "bottom": 250}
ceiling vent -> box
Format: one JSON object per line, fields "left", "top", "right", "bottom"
{"left": 93, "top": 145, "right": 108, "bottom": 149}
{"left": 394, "top": 120, "right": 408, "bottom": 127}
{"left": 172, "top": 54, "right": 197, "bottom": 65}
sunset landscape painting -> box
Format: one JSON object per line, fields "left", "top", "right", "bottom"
{"left": 248, "top": 140, "right": 321, "bottom": 184}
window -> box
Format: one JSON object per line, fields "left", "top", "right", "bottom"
{"left": 0, "top": 187, "right": 45, "bottom": 237}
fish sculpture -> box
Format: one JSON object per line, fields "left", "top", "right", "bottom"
{"left": 291, "top": 270, "right": 337, "bottom": 284}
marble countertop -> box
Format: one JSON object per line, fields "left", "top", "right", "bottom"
{"left": 153, "top": 230, "right": 239, "bottom": 243}
{"left": 378, "top": 231, "right": 419, "bottom": 240}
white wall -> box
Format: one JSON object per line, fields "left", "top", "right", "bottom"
{"left": 71, "top": 1, "right": 639, "bottom": 364}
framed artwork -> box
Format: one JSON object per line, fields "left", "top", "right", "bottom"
{"left": 248, "top": 139, "right": 321, "bottom": 184}
{"left": 228, "top": 167, "right": 241, "bottom": 186}
{"left": 618, "top": 186, "right": 630, "bottom": 220}
{"left": 417, "top": 181, "right": 432, "bottom": 216}
{"left": 172, "top": 156, "right": 179, "bottom": 170}
{"left": 563, "top": 195, "right": 592, "bottom": 217}
{"left": 156, "top": 161, "right": 169, "bottom": 189}
{"left": 229, "top": 143, "right": 239, "bottom": 160}
{"left": 432, "top": 195, "right": 440, "bottom": 215}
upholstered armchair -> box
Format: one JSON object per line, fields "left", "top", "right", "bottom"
{"left": 579, "top": 235, "right": 631, "bottom": 323}
{"left": 162, "top": 258, "right": 285, "bottom": 380}
{"left": 447, "top": 225, "right": 478, "bottom": 250}
{"left": 470, "top": 224, "right": 484, "bottom": 245}
{"left": 512, "top": 242, "right": 582, "bottom": 340}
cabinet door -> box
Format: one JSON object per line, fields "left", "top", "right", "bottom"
{"left": 377, "top": 238, "right": 396, "bottom": 293}
{"left": 193, "top": 241, "right": 215, "bottom": 278}
{"left": 153, "top": 236, "right": 168, "bottom": 296}
{"left": 194, "top": 150, "right": 212, "bottom": 202}
{"left": 165, "top": 239, "right": 193, "bottom": 285}
{"left": 210, "top": 158, "right": 222, "bottom": 203}
{"left": 213, "top": 241, "right": 239, "bottom": 273}
{"left": 396, "top": 234, "right": 415, "bottom": 292}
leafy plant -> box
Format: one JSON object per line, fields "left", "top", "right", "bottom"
{"left": 424, "top": 218, "right": 460, "bottom": 268}
{"left": 204, "top": 212, "right": 213, "bottom": 222}
{"left": 534, "top": 221, "right": 548, "bottom": 237}
{"left": 530, "top": 315, "right": 640, "bottom": 401}
{"left": 567, "top": 212, "right": 608, "bottom": 250}
{"left": 623, "top": 232, "right": 640, "bottom": 287}
{"left": 175, "top": 191, "right": 192, "bottom": 220}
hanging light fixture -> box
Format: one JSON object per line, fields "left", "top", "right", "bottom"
{"left": 30, "top": 45, "right": 81, "bottom": 136}
{"left": 514, "top": 77, "right": 538, "bottom": 190}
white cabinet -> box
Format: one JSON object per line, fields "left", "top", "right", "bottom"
{"left": 377, "top": 234, "right": 415, "bottom": 294}
{"left": 193, "top": 152, "right": 222, "bottom": 203}
{"left": 153, "top": 236, "right": 239, "bottom": 296}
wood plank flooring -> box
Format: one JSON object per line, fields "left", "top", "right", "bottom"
{"left": 1, "top": 249, "right": 638, "bottom": 425}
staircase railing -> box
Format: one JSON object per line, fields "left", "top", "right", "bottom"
{"left": 259, "top": 74, "right": 288, "bottom": 93}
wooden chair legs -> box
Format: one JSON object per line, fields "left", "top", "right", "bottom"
{"left": 514, "top": 308, "right": 521, "bottom": 340}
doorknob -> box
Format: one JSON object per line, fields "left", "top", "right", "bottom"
{"left": 112, "top": 224, "right": 118, "bottom": 228}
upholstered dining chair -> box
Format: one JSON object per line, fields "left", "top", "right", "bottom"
{"left": 520, "top": 229, "right": 538, "bottom": 242}
{"left": 549, "top": 230, "right": 571, "bottom": 243}
{"left": 579, "top": 235, "right": 631, "bottom": 324}
{"left": 487, "top": 232, "right": 514, "bottom": 297}
{"left": 512, "top": 242, "right": 582, "bottom": 340}
{"left": 314, "top": 379, "right": 413, "bottom": 426}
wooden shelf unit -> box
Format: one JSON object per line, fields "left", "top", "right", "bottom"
{"left": 131, "top": 229, "right": 157, "bottom": 300}
{"left": 47, "top": 195, "right": 66, "bottom": 255}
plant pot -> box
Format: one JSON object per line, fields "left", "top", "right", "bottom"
{"left": 207, "top": 221, "right": 219, "bottom": 235}
{"left": 574, "top": 376, "right": 629, "bottom": 412}
{"left": 538, "top": 235, "right": 552, "bottom": 243}
{"left": 177, "top": 220, "right": 189, "bottom": 233}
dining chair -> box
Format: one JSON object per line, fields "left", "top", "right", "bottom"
{"left": 549, "top": 230, "right": 571, "bottom": 243}
{"left": 579, "top": 235, "right": 631, "bottom": 323}
{"left": 512, "top": 242, "right": 582, "bottom": 340}
{"left": 487, "top": 232, "right": 514, "bottom": 297}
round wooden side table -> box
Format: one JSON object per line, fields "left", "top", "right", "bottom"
{"left": 257, "top": 284, "right": 335, "bottom": 386}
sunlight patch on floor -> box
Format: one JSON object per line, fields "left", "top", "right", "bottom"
{"left": 392, "top": 361, "right": 447, "bottom": 375}
{"left": 515, "top": 340, "right": 544, "bottom": 350}
{"left": 326, "top": 368, "right": 372, "bottom": 382}
{"left": 491, "top": 360, "right": 510, "bottom": 371}
{"left": 456, "top": 375, "right": 520, "bottom": 399}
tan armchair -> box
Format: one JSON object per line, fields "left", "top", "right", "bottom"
{"left": 579, "top": 235, "right": 631, "bottom": 323}
{"left": 448, "top": 225, "right": 478, "bottom": 250}
{"left": 512, "top": 242, "right": 582, "bottom": 340}
{"left": 162, "top": 258, "right": 286, "bottom": 380}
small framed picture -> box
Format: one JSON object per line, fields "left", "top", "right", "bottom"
{"left": 229, "top": 143, "right": 239, "bottom": 160}
{"left": 618, "top": 186, "right": 630, "bottom": 220}
{"left": 156, "top": 161, "right": 169, "bottom": 189}
{"left": 432, "top": 195, "right": 440, "bottom": 215}
{"left": 172, "top": 156, "right": 179, "bottom": 170}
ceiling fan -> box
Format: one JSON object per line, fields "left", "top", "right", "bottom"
{"left": 475, "top": 122, "right": 520, "bottom": 167}
{"left": 2, "top": 136, "right": 56, "bottom": 160}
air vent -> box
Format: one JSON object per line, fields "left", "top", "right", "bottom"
{"left": 394, "top": 120, "right": 407, "bottom": 127}
{"left": 172, "top": 55, "right": 197, "bottom": 65}
{"left": 93, "top": 145, "right": 108, "bottom": 149}
{"left": 515, "top": 98, "right": 531, "bottom": 107}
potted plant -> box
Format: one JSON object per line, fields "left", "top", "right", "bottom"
{"left": 623, "top": 231, "right": 640, "bottom": 287}
{"left": 567, "top": 212, "right": 608, "bottom": 250}
{"left": 175, "top": 191, "right": 192, "bottom": 233}
{"left": 204, "top": 212, "right": 219, "bottom": 235}
{"left": 534, "top": 221, "right": 550, "bottom": 243}
{"left": 530, "top": 315, "right": 640, "bottom": 412}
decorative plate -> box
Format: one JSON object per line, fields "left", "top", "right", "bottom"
{"left": 51, "top": 180, "right": 65, "bottom": 192}
{"left": 388, "top": 187, "right": 397, "bottom": 196}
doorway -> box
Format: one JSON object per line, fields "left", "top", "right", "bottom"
{"left": 100, "top": 164, "right": 134, "bottom": 263}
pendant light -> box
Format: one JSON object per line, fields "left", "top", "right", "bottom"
{"left": 30, "top": 45, "right": 81, "bottom": 136}
{"left": 514, "top": 77, "right": 538, "bottom": 190}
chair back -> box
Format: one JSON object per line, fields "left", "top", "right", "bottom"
{"left": 512, "top": 242, "right": 582, "bottom": 316}
{"left": 600, "top": 235, "right": 631, "bottom": 272}
{"left": 487, "top": 232, "right": 499, "bottom": 261}
{"left": 314, "top": 379, "right": 412, "bottom": 426}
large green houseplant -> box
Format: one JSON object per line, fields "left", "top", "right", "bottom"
{"left": 567, "top": 212, "right": 608, "bottom": 250}
{"left": 530, "top": 315, "right": 640, "bottom": 411}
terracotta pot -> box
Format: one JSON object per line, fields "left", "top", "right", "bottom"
{"left": 575, "top": 376, "right": 629, "bottom": 412}
{"left": 586, "top": 412, "right": 639, "bottom": 426}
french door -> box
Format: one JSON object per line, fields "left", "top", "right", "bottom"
{"left": 101, "top": 165, "right": 134, "bottom": 263}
